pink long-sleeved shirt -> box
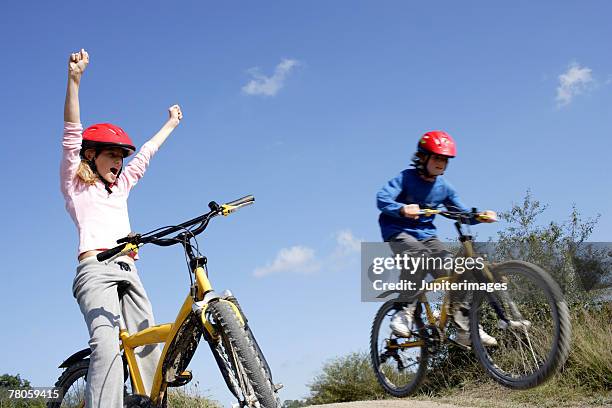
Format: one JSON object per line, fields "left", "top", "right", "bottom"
{"left": 60, "top": 122, "right": 158, "bottom": 258}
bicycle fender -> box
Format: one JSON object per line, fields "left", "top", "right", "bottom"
{"left": 194, "top": 295, "right": 245, "bottom": 340}
{"left": 58, "top": 347, "right": 91, "bottom": 368}
{"left": 59, "top": 347, "right": 130, "bottom": 382}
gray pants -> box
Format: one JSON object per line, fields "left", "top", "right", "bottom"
{"left": 387, "top": 232, "right": 469, "bottom": 315}
{"left": 72, "top": 257, "right": 162, "bottom": 408}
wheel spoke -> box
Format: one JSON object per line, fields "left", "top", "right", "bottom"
{"left": 471, "top": 262, "right": 570, "bottom": 388}
{"left": 370, "top": 301, "right": 428, "bottom": 397}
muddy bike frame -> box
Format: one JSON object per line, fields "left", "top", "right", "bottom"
{"left": 386, "top": 208, "right": 520, "bottom": 352}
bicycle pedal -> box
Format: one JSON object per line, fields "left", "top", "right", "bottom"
{"left": 167, "top": 370, "right": 192, "bottom": 387}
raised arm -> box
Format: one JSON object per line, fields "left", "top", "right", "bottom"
{"left": 61, "top": 49, "right": 89, "bottom": 196}
{"left": 64, "top": 49, "right": 88, "bottom": 123}
{"left": 149, "top": 105, "right": 183, "bottom": 149}
{"left": 120, "top": 105, "right": 183, "bottom": 190}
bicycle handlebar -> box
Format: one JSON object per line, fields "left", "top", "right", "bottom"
{"left": 220, "top": 195, "right": 255, "bottom": 216}
{"left": 96, "top": 243, "right": 139, "bottom": 263}
{"left": 226, "top": 195, "right": 255, "bottom": 208}
{"left": 96, "top": 244, "right": 126, "bottom": 262}
{"left": 96, "top": 195, "right": 255, "bottom": 263}
{"left": 418, "top": 208, "right": 491, "bottom": 221}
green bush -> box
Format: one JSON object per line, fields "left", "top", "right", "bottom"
{"left": 307, "top": 351, "right": 386, "bottom": 404}
{"left": 282, "top": 399, "right": 309, "bottom": 407}
{"left": 305, "top": 305, "right": 611, "bottom": 404}
{"left": 305, "top": 194, "right": 611, "bottom": 404}
{"left": 0, "top": 374, "right": 45, "bottom": 408}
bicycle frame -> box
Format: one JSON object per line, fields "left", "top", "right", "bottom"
{"left": 118, "top": 262, "right": 244, "bottom": 404}
{"left": 387, "top": 275, "right": 453, "bottom": 350}
{"left": 54, "top": 196, "right": 270, "bottom": 408}
{"left": 390, "top": 234, "right": 505, "bottom": 351}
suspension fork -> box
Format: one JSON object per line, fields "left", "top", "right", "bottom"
{"left": 459, "top": 227, "right": 511, "bottom": 325}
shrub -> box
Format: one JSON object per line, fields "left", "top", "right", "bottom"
{"left": 307, "top": 351, "right": 386, "bottom": 404}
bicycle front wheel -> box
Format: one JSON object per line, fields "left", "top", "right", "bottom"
{"left": 207, "top": 300, "right": 279, "bottom": 407}
{"left": 370, "top": 300, "right": 429, "bottom": 397}
{"left": 470, "top": 260, "right": 571, "bottom": 389}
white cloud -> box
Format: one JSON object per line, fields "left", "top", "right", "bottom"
{"left": 326, "top": 229, "right": 362, "bottom": 272}
{"left": 333, "top": 229, "right": 361, "bottom": 256}
{"left": 253, "top": 245, "right": 319, "bottom": 278}
{"left": 242, "top": 58, "right": 299, "bottom": 97}
{"left": 556, "top": 62, "right": 594, "bottom": 107}
{"left": 253, "top": 229, "right": 362, "bottom": 278}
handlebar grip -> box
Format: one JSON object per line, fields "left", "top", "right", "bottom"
{"left": 419, "top": 209, "right": 440, "bottom": 216}
{"left": 96, "top": 244, "right": 126, "bottom": 262}
{"left": 221, "top": 195, "right": 255, "bottom": 216}
{"left": 226, "top": 195, "right": 255, "bottom": 207}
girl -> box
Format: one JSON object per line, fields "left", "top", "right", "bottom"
{"left": 61, "top": 49, "right": 182, "bottom": 408}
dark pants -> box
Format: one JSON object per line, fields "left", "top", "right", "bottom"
{"left": 387, "top": 232, "right": 469, "bottom": 309}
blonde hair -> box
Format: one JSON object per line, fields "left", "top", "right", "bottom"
{"left": 76, "top": 160, "right": 99, "bottom": 185}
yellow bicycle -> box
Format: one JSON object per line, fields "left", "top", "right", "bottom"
{"left": 50, "top": 195, "right": 282, "bottom": 408}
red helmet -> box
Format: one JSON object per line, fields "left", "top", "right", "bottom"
{"left": 81, "top": 123, "right": 136, "bottom": 157}
{"left": 417, "top": 131, "right": 456, "bottom": 158}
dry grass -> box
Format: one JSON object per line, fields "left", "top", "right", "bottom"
{"left": 427, "top": 380, "right": 611, "bottom": 408}
{"left": 166, "top": 382, "right": 221, "bottom": 408}
{"left": 562, "top": 304, "right": 612, "bottom": 390}
{"left": 305, "top": 305, "right": 611, "bottom": 407}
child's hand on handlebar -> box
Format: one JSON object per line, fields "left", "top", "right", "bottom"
{"left": 400, "top": 204, "right": 421, "bottom": 219}
{"left": 168, "top": 104, "right": 183, "bottom": 128}
{"left": 68, "top": 49, "right": 89, "bottom": 79}
{"left": 477, "top": 210, "right": 497, "bottom": 223}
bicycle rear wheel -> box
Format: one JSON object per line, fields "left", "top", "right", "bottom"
{"left": 47, "top": 360, "right": 88, "bottom": 408}
{"left": 49, "top": 359, "right": 159, "bottom": 408}
{"left": 370, "top": 299, "right": 429, "bottom": 397}
{"left": 470, "top": 260, "right": 571, "bottom": 389}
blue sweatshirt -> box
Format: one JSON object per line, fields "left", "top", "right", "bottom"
{"left": 377, "top": 168, "right": 478, "bottom": 241}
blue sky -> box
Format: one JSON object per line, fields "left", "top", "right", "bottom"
{"left": 0, "top": 0, "right": 610, "bottom": 404}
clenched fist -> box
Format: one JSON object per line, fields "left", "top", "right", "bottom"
{"left": 476, "top": 210, "right": 498, "bottom": 223}
{"left": 401, "top": 204, "right": 421, "bottom": 219}
{"left": 168, "top": 104, "right": 183, "bottom": 127}
{"left": 68, "top": 49, "right": 89, "bottom": 79}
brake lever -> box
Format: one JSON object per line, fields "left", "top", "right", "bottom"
{"left": 208, "top": 201, "right": 220, "bottom": 212}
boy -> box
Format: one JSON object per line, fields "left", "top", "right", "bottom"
{"left": 376, "top": 130, "right": 497, "bottom": 346}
